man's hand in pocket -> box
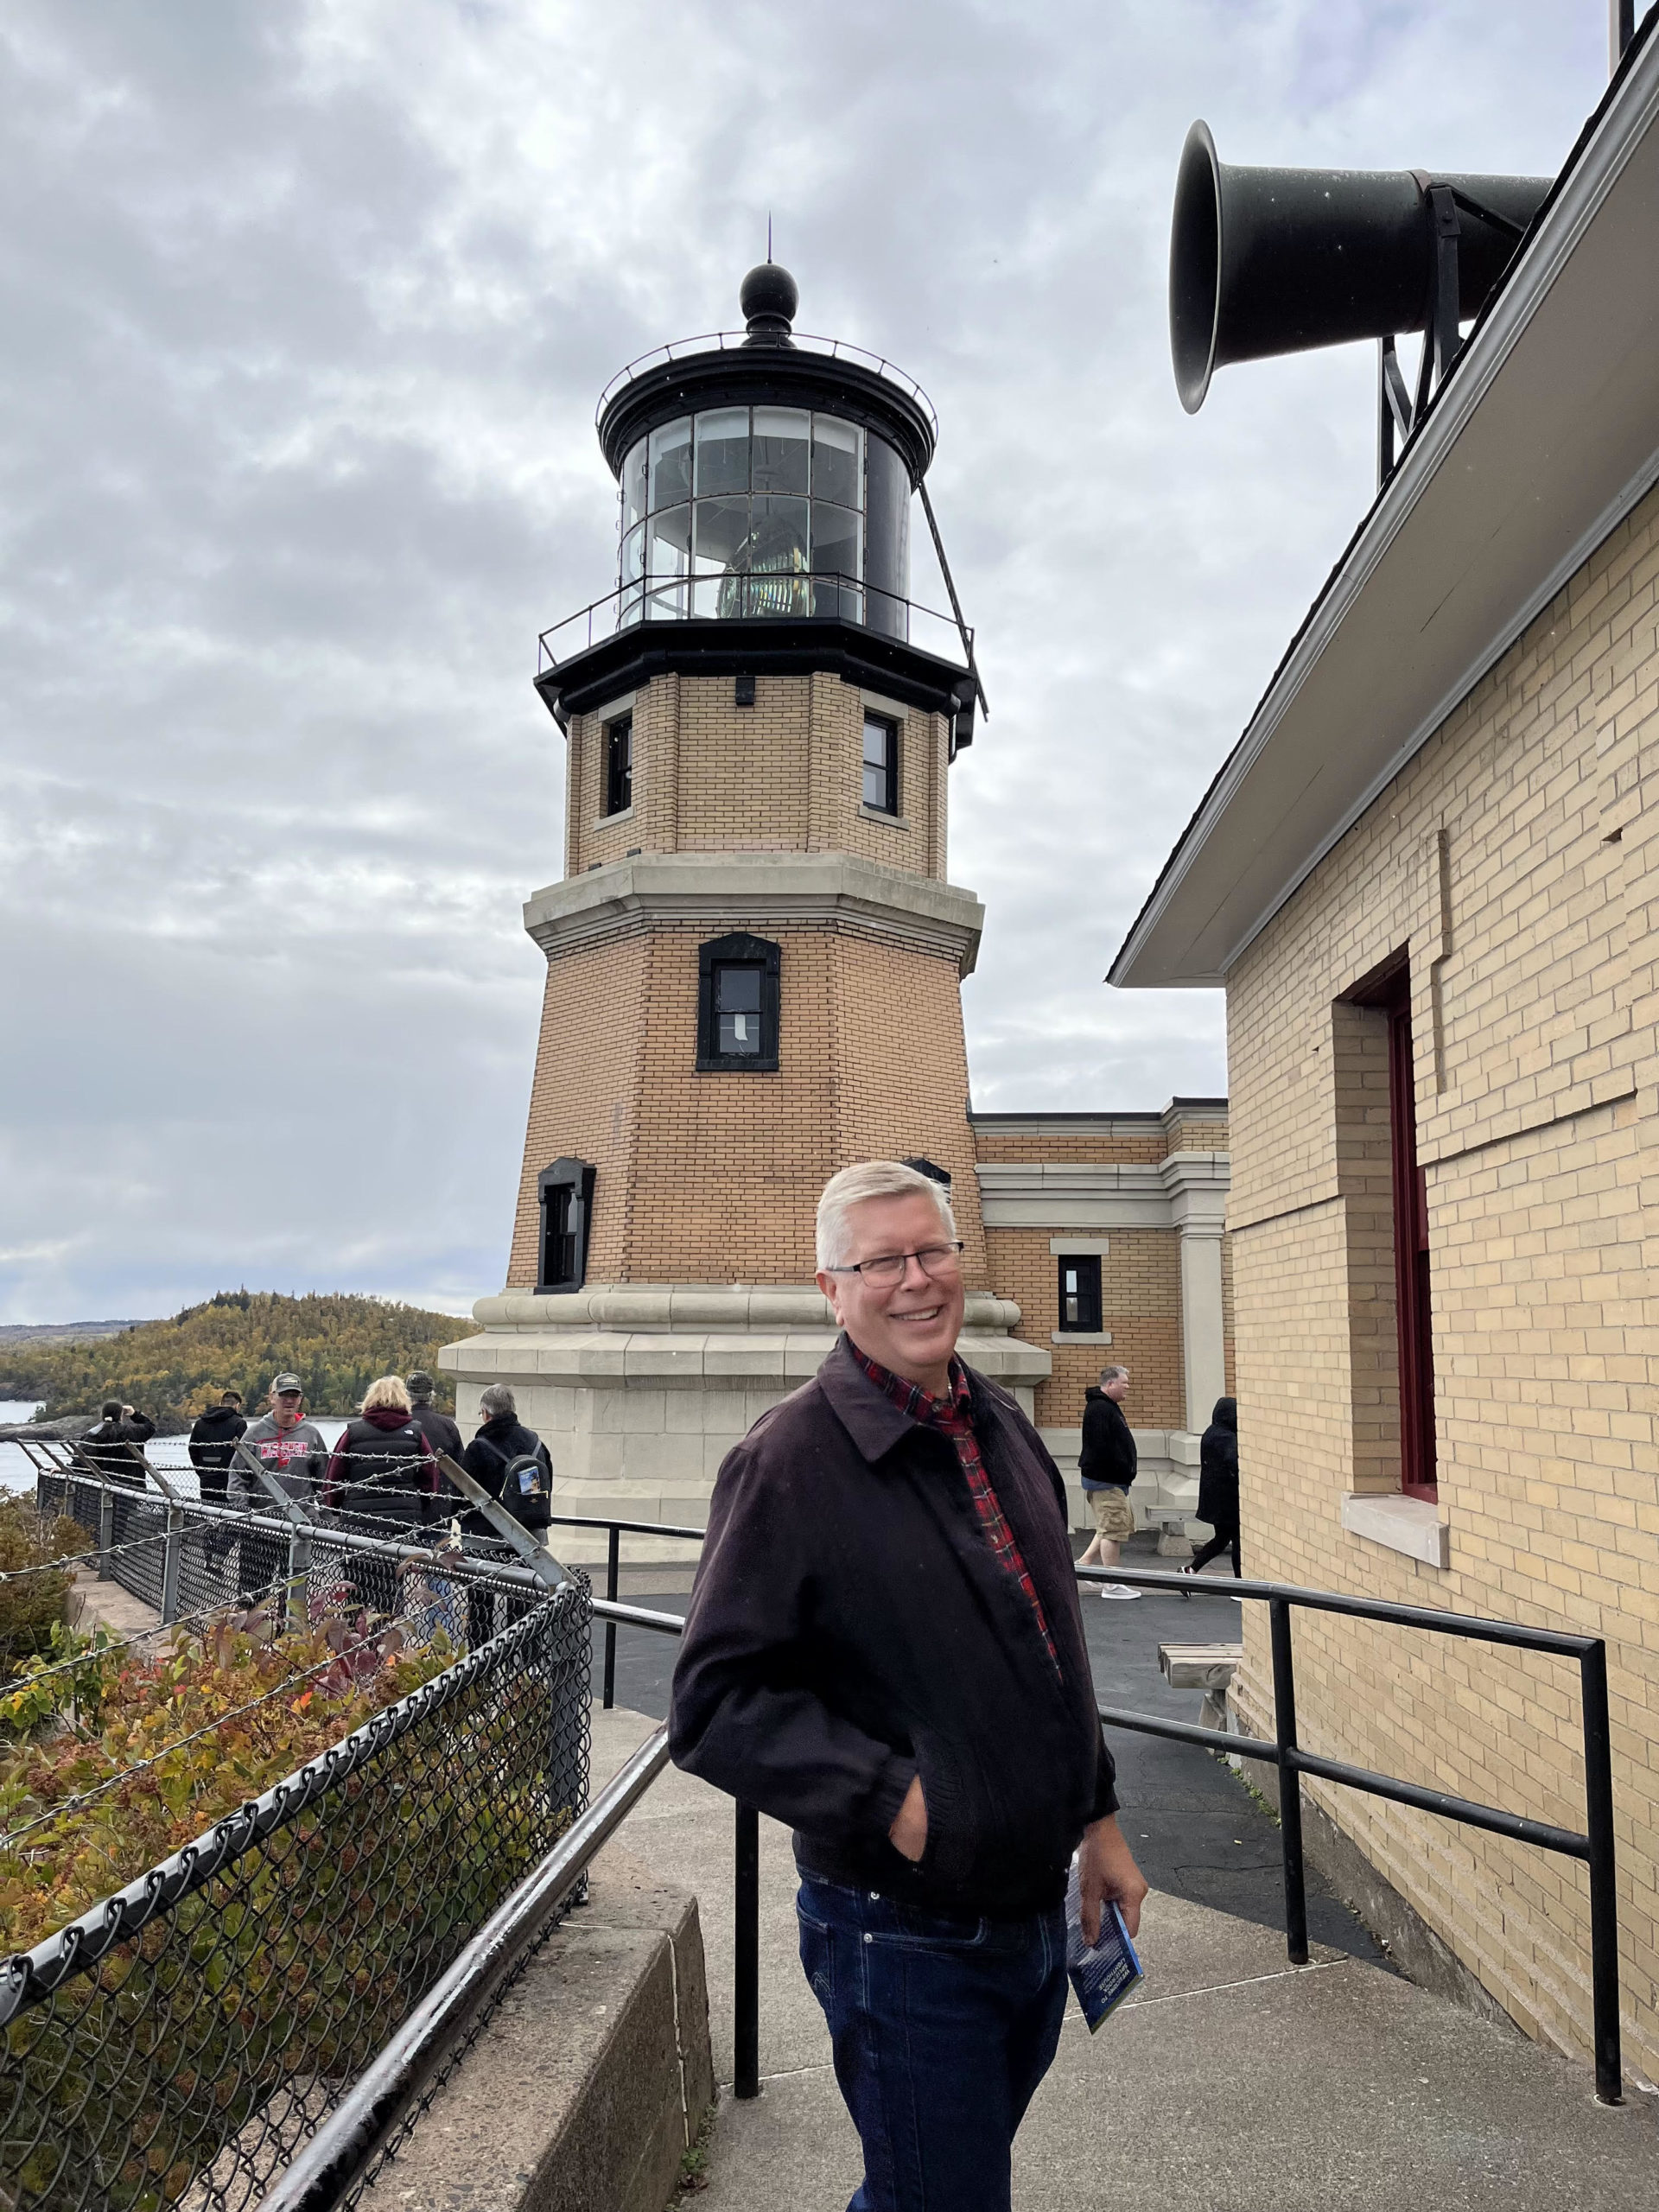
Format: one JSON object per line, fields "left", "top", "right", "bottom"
{"left": 888, "top": 1774, "right": 928, "bottom": 1861}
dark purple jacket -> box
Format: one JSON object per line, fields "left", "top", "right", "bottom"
{"left": 669, "top": 1337, "right": 1117, "bottom": 1918}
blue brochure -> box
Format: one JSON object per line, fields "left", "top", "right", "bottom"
{"left": 1065, "top": 1856, "right": 1145, "bottom": 2031}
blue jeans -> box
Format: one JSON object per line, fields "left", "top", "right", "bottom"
{"left": 796, "top": 1877, "right": 1068, "bottom": 2212}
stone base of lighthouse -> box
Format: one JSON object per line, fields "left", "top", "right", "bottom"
{"left": 440, "top": 1282, "right": 1049, "bottom": 1564}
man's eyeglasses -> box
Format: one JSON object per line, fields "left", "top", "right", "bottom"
{"left": 823, "top": 1242, "right": 964, "bottom": 1287}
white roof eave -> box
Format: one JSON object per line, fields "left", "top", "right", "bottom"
{"left": 1110, "top": 32, "right": 1659, "bottom": 991}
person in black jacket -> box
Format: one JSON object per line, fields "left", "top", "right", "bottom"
{"left": 671, "top": 1162, "right": 1146, "bottom": 2212}
{"left": 1185, "top": 1395, "right": 1240, "bottom": 1578}
{"left": 188, "top": 1389, "right": 245, "bottom": 1562}
{"left": 324, "top": 1376, "right": 440, "bottom": 1620}
{"left": 405, "top": 1371, "right": 462, "bottom": 1461}
{"left": 454, "top": 1384, "right": 554, "bottom": 1648}
{"left": 1077, "top": 1365, "right": 1140, "bottom": 1600}
{"left": 457, "top": 1385, "right": 552, "bottom": 1534}
{"left": 80, "top": 1401, "right": 156, "bottom": 1488}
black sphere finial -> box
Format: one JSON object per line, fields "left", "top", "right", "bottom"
{"left": 741, "top": 261, "right": 798, "bottom": 344}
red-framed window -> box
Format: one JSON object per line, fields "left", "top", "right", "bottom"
{"left": 1382, "top": 970, "right": 1437, "bottom": 1500}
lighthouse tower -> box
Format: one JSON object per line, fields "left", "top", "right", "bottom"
{"left": 443, "top": 266, "right": 1046, "bottom": 1539}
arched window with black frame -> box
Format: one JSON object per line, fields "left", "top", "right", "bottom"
{"left": 697, "top": 932, "right": 781, "bottom": 1071}
{"left": 537, "top": 1158, "right": 596, "bottom": 1293}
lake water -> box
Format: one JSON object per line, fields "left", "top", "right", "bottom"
{"left": 0, "top": 1408, "right": 350, "bottom": 1498}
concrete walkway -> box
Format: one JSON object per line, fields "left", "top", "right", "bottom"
{"left": 591, "top": 1706, "right": 1657, "bottom": 2212}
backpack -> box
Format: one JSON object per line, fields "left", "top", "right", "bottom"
{"left": 472, "top": 1430, "right": 553, "bottom": 1531}
{"left": 500, "top": 1452, "right": 552, "bottom": 1530}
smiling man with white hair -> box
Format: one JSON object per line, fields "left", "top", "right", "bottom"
{"left": 670, "top": 1160, "right": 1146, "bottom": 2212}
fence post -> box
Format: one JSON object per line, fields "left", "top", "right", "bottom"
{"left": 160, "top": 1503, "right": 184, "bottom": 1626}
{"left": 734, "top": 1801, "right": 760, "bottom": 2100}
{"left": 287, "top": 1527, "right": 313, "bottom": 1635}
{"left": 602, "top": 1524, "right": 620, "bottom": 1710}
{"left": 97, "top": 1486, "right": 114, "bottom": 1580}
{"left": 1580, "top": 1641, "right": 1623, "bottom": 2104}
{"left": 1268, "top": 1597, "right": 1309, "bottom": 1966}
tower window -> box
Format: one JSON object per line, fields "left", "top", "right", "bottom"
{"left": 697, "top": 931, "right": 781, "bottom": 1071}
{"left": 1056, "top": 1255, "right": 1103, "bottom": 1334}
{"left": 862, "top": 711, "right": 899, "bottom": 814}
{"left": 537, "top": 1158, "right": 596, "bottom": 1294}
{"left": 603, "top": 713, "right": 632, "bottom": 816}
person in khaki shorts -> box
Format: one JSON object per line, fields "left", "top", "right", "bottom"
{"left": 1077, "top": 1365, "right": 1140, "bottom": 1599}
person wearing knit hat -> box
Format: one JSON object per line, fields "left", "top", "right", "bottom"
{"left": 405, "top": 1370, "right": 462, "bottom": 1465}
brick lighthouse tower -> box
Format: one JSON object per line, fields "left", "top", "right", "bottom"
{"left": 443, "top": 265, "right": 1046, "bottom": 1537}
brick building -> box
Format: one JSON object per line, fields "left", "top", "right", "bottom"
{"left": 442, "top": 265, "right": 1232, "bottom": 1542}
{"left": 1112, "top": 38, "right": 1659, "bottom": 2087}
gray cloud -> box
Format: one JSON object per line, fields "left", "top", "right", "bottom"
{"left": 0, "top": 0, "right": 1611, "bottom": 1319}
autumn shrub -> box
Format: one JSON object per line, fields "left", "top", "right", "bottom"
{"left": 0, "top": 1499, "right": 92, "bottom": 1681}
{"left": 0, "top": 1592, "right": 585, "bottom": 2212}
{"left": 0, "top": 1613, "right": 455, "bottom": 1955}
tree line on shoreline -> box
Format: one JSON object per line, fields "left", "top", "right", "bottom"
{"left": 0, "top": 1290, "right": 475, "bottom": 1431}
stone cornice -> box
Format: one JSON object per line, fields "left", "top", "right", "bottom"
{"left": 524, "top": 851, "right": 985, "bottom": 976}
{"left": 447, "top": 1281, "right": 1050, "bottom": 1387}
{"left": 1159, "top": 1151, "right": 1230, "bottom": 1234}
{"left": 472, "top": 1282, "right": 1023, "bottom": 1334}
{"left": 977, "top": 1154, "right": 1230, "bottom": 1233}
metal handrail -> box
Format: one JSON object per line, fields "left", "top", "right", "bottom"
{"left": 1077, "top": 1562, "right": 1621, "bottom": 2104}
{"left": 588, "top": 1522, "right": 1624, "bottom": 2104}
{"left": 536, "top": 571, "right": 973, "bottom": 677}
{"left": 237, "top": 1506, "right": 1624, "bottom": 2206}
{"left": 594, "top": 327, "right": 939, "bottom": 441}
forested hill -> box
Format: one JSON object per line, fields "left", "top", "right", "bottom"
{"left": 0, "top": 1292, "right": 477, "bottom": 1429}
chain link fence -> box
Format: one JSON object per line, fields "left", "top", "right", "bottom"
{"left": 1, "top": 1474, "right": 591, "bottom": 2211}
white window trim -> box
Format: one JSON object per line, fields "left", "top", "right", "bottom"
{"left": 1049, "top": 1236, "right": 1110, "bottom": 1255}
{"left": 857, "top": 687, "right": 911, "bottom": 722}
{"left": 1340, "top": 1491, "right": 1449, "bottom": 1569}
{"left": 859, "top": 804, "right": 911, "bottom": 830}
{"left": 593, "top": 804, "right": 635, "bottom": 830}
{"left": 1052, "top": 1329, "right": 1113, "bottom": 1345}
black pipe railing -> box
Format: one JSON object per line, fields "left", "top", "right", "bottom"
{"left": 1077, "top": 1561, "right": 1622, "bottom": 2105}
{"left": 536, "top": 570, "right": 971, "bottom": 674}
{"left": 244, "top": 1513, "right": 1624, "bottom": 2205}
{"left": 543, "top": 1511, "right": 705, "bottom": 1712}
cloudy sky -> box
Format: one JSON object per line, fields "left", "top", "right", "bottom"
{"left": 0, "top": 1, "right": 1614, "bottom": 1322}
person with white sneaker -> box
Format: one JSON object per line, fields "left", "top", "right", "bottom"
{"left": 1077, "top": 1364, "right": 1140, "bottom": 1599}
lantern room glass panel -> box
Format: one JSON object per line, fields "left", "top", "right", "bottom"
{"left": 695, "top": 410, "right": 751, "bottom": 497}
{"left": 623, "top": 406, "right": 906, "bottom": 630}
{"left": 649, "top": 419, "right": 692, "bottom": 509}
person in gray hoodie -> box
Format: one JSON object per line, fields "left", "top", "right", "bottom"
{"left": 232, "top": 1374, "right": 328, "bottom": 1605}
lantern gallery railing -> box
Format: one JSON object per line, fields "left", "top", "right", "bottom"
{"left": 594, "top": 327, "right": 939, "bottom": 443}
{"left": 536, "top": 571, "right": 974, "bottom": 676}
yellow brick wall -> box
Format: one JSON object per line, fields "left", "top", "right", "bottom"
{"left": 972, "top": 1127, "right": 1168, "bottom": 1166}
{"left": 563, "top": 674, "right": 948, "bottom": 879}
{"left": 509, "top": 920, "right": 986, "bottom": 1288}
{"left": 1224, "top": 478, "right": 1659, "bottom": 2082}
{"left": 984, "top": 1227, "right": 1183, "bottom": 1428}
{"left": 507, "top": 932, "right": 649, "bottom": 1286}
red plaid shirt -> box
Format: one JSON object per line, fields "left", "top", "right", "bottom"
{"left": 849, "top": 1344, "right": 1061, "bottom": 1675}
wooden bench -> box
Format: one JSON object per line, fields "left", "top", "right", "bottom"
{"left": 1158, "top": 1641, "right": 1243, "bottom": 1733}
